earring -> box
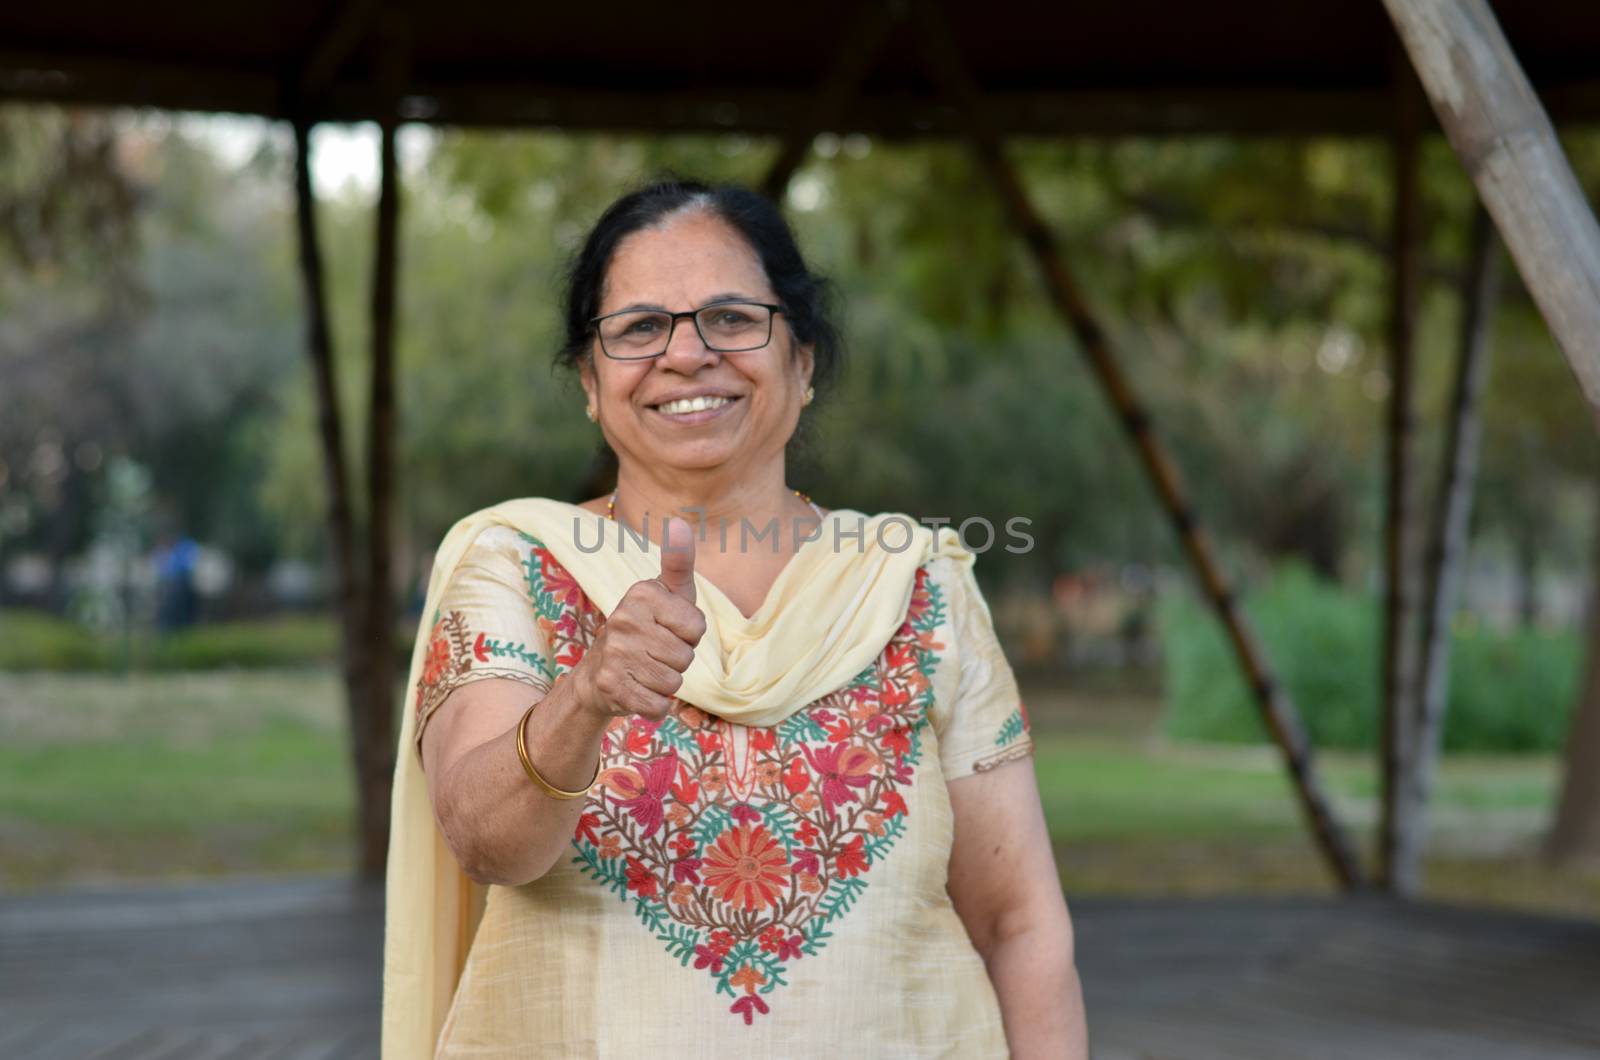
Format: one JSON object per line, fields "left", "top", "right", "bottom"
{"left": 802, "top": 386, "right": 815, "bottom": 407}
{"left": 585, "top": 404, "right": 597, "bottom": 422}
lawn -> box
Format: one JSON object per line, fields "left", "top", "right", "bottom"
{"left": 2, "top": 667, "right": 1596, "bottom": 917}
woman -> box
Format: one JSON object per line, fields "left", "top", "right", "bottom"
{"left": 383, "top": 179, "right": 1087, "bottom": 1057}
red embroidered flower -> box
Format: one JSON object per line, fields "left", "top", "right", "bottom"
{"left": 599, "top": 751, "right": 678, "bottom": 839}
{"left": 574, "top": 813, "right": 600, "bottom": 845}
{"left": 795, "top": 820, "right": 820, "bottom": 846}
{"left": 782, "top": 758, "right": 810, "bottom": 796}
{"left": 669, "top": 831, "right": 696, "bottom": 858}
{"left": 730, "top": 994, "right": 770, "bottom": 1024}
{"left": 538, "top": 551, "right": 585, "bottom": 608}
{"left": 750, "top": 728, "right": 776, "bottom": 752}
{"left": 882, "top": 726, "right": 912, "bottom": 759}
{"left": 625, "top": 856, "right": 657, "bottom": 898}
{"left": 702, "top": 824, "right": 791, "bottom": 911}
{"left": 672, "top": 857, "right": 702, "bottom": 885}
{"left": 791, "top": 849, "right": 820, "bottom": 876}
{"left": 693, "top": 944, "right": 724, "bottom": 974}
{"left": 800, "top": 742, "right": 881, "bottom": 818}
{"left": 834, "top": 835, "right": 868, "bottom": 878}
{"left": 472, "top": 631, "right": 490, "bottom": 664}
{"left": 729, "top": 803, "right": 761, "bottom": 825}
{"left": 878, "top": 791, "right": 908, "bottom": 819}
{"left": 709, "top": 930, "right": 734, "bottom": 956}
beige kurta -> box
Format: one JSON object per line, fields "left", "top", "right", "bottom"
{"left": 412, "top": 525, "right": 1036, "bottom": 1057}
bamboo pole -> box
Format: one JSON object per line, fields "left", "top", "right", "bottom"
{"left": 910, "top": 0, "right": 1364, "bottom": 889}
{"left": 1378, "top": 60, "right": 1427, "bottom": 896}
{"left": 1396, "top": 207, "right": 1503, "bottom": 887}
{"left": 1383, "top": 0, "right": 1600, "bottom": 413}
{"left": 291, "top": 116, "right": 369, "bottom": 867}
{"left": 759, "top": 1, "right": 903, "bottom": 201}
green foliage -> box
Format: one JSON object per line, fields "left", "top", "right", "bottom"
{"left": 1158, "top": 564, "right": 1578, "bottom": 752}
{"left": 0, "top": 609, "right": 344, "bottom": 671}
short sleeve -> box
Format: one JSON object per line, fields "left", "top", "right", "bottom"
{"left": 412, "top": 525, "right": 558, "bottom": 762}
{"left": 933, "top": 556, "right": 1035, "bottom": 781}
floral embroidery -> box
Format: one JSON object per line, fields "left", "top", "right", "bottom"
{"left": 512, "top": 532, "right": 947, "bottom": 1024}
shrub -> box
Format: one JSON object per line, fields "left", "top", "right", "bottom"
{"left": 1158, "top": 563, "right": 1578, "bottom": 752}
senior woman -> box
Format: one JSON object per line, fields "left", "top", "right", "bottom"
{"left": 383, "top": 179, "right": 1087, "bottom": 1058}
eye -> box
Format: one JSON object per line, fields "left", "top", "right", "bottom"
{"left": 624, "top": 318, "right": 659, "bottom": 335}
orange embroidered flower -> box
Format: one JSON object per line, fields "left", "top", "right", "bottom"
{"left": 598, "top": 833, "right": 621, "bottom": 859}
{"left": 669, "top": 882, "right": 694, "bottom": 907}
{"left": 678, "top": 705, "right": 709, "bottom": 729}
{"left": 793, "top": 790, "right": 820, "bottom": 813}
{"left": 797, "top": 871, "right": 823, "bottom": 894}
{"left": 421, "top": 625, "right": 451, "bottom": 685}
{"left": 754, "top": 761, "right": 780, "bottom": 787}
{"left": 729, "top": 964, "right": 767, "bottom": 994}
{"left": 701, "top": 766, "right": 727, "bottom": 799}
{"left": 702, "top": 824, "right": 791, "bottom": 912}
{"left": 666, "top": 802, "right": 692, "bottom": 827}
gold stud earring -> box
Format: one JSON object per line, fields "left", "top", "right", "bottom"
{"left": 585, "top": 404, "right": 597, "bottom": 422}
{"left": 802, "top": 386, "right": 815, "bottom": 407}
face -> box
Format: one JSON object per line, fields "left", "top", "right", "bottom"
{"left": 580, "top": 210, "right": 815, "bottom": 483}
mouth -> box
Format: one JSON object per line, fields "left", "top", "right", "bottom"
{"left": 647, "top": 393, "right": 743, "bottom": 423}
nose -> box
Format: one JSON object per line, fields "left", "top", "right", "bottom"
{"left": 658, "top": 314, "right": 720, "bottom": 372}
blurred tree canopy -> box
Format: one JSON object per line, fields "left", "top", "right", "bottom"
{"left": 2, "top": 106, "right": 1597, "bottom": 615}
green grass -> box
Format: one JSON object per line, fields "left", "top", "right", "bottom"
{"left": 1, "top": 666, "right": 1595, "bottom": 918}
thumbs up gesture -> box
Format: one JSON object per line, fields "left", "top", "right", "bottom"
{"left": 571, "top": 517, "right": 707, "bottom": 721}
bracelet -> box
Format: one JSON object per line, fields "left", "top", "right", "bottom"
{"left": 516, "top": 693, "right": 600, "bottom": 800}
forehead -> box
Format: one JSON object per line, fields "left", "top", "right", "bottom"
{"left": 599, "top": 210, "right": 773, "bottom": 311}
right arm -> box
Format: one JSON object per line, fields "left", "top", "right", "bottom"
{"left": 419, "top": 517, "right": 704, "bottom": 888}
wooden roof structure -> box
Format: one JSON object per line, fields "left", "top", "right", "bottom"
{"left": 4, "top": 0, "right": 1600, "bottom": 898}
{"left": 6, "top": 0, "right": 1600, "bottom": 135}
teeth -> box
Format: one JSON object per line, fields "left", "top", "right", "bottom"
{"left": 658, "top": 395, "right": 732, "bottom": 415}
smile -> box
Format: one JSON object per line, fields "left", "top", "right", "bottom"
{"left": 650, "top": 394, "right": 741, "bottom": 419}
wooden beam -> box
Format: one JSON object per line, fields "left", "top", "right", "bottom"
{"left": 297, "top": 0, "right": 383, "bottom": 101}
{"left": 357, "top": 10, "right": 409, "bottom": 881}
{"left": 910, "top": 0, "right": 1365, "bottom": 890}
{"left": 12, "top": 45, "right": 1600, "bottom": 137}
{"left": 759, "top": 1, "right": 903, "bottom": 200}
{"left": 1384, "top": 0, "right": 1600, "bottom": 414}
{"left": 1378, "top": 57, "right": 1428, "bottom": 897}
{"left": 1399, "top": 206, "right": 1502, "bottom": 887}
{"left": 291, "top": 117, "right": 369, "bottom": 874}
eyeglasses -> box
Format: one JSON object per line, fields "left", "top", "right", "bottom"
{"left": 589, "top": 300, "right": 785, "bottom": 360}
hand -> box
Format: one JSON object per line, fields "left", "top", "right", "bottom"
{"left": 571, "top": 516, "right": 706, "bottom": 721}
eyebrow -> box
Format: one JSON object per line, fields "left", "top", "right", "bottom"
{"left": 605, "top": 292, "right": 763, "bottom": 314}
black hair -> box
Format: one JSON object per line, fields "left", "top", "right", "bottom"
{"left": 557, "top": 176, "right": 843, "bottom": 406}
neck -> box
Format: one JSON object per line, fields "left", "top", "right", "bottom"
{"left": 612, "top": 459, "right": 811, "bottom": 554}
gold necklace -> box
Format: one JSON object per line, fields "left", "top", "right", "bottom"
{"left": 606, "top": 487, "right": 816, "bottom": 522}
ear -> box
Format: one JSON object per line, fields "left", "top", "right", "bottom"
{"left": 579, "top": 356, "right": 598, "bottom": 406}
{"left": 797, "top": 342, "right": 815, "bottom": 391}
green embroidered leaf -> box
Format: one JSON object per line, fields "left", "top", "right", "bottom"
{"left": 693, "top": 804, "right": 733, "bottom": 847}
{"left": 758, "top": 802, "right": 797, "bottom": 854}
{"left": 777, "top": 712, "right": 828, "bottom": 747}
{"left": 479, "top": 636, "right": 554, "bottom": 679}
{"left": 657, "top": 923, "right": 701, "bottom": 966}
{"left": 653, "top": 716, "right": 698, "bottom": 753}
{"left": 863, "top": 814, "right": 908, "bottom": 862}
{"left": 995, "top": 708, "right": 1026, "bottom": 747}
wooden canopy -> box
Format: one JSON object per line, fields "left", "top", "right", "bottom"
{"left": 5, "top": 1, "right": 1600, "bottom": 896}
{"left": 6, "top": 1, "right": 1600, "bottom": 135}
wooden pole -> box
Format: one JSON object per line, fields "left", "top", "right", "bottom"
{"left": 1547, "top": 504, "right": 1600, "bottom": 865}
{"left": 910, "top": 0, "right": 1364, "bottom": 890}
{"left": 291, "top": 116, "right": 369, "bottom": 866}
{"left": 1378, "top": 58, "right": 1427, "bottom": 896}
{"left": 759, "top": 1, "right": 902, "bottom": 201}
{"left": 1396, "top": 206, "right": 1503, "bottom": 888}
{"left": 1383, "top": 0, "right": 1600, "bottom": 414}
{"left": 358, "top": 12, "right": 409, "bottom": 879}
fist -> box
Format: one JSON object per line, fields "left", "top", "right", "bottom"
{"left": 573, "top": 516, "right": 706, "bottom": 720}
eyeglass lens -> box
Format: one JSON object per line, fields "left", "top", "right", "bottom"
{"left": 598, "top": 303, "right": 773, "bottom": 358}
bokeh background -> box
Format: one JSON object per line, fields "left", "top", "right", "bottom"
{"left": 6, "top": 109, "right": 1600, "bottom": 915}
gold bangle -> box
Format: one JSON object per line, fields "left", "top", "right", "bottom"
{"left": 516, "top": 695, "right": 599, "bottom": 799}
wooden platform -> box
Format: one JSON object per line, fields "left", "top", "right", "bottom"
{"left": 2, "top": 877, "right": 1598, "bottom": 1059}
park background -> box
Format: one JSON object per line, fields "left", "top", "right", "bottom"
{"left": 5, "top": 107, "right": 1600, "bottom": 915}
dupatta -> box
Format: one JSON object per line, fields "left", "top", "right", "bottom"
{"left": 381, "top": 497, "right": 970, "bottom": 1059}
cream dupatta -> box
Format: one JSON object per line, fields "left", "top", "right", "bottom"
{"left": 381, "top": 497, "right": 970, "bottom": 1058}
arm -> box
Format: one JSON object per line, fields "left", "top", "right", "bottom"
{"left": 421, "top": 671, "right": 611, "bottom": 887}
{"left": 947, "top": 755, "right": 1088, "bottom": 1059}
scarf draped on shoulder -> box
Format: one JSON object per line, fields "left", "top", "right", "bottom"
{"left": 381, "top": 497, "right": 971, "bottom": 1058}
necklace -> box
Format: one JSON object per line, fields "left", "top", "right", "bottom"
{"left": 606, "top": 487, "right": 821, "bottom": 522}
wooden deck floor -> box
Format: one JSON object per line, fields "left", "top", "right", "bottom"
{"left": 2, "top": 877, "right": 1598, "bottom": 1059}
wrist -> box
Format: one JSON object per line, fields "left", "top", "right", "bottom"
{"left": 562, "top": 658, "right": 618, "bottom": 727}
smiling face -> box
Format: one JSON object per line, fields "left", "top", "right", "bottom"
{"left": 580, "top": 209, "right": 814, "bottom": 486}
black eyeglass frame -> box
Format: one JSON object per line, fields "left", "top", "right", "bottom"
{"left": 588, "top": 300, "right": 787, "bottom": 360}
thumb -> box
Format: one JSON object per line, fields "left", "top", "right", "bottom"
{"left": 657, "top": 516, "right": 697, "bottom": 603}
